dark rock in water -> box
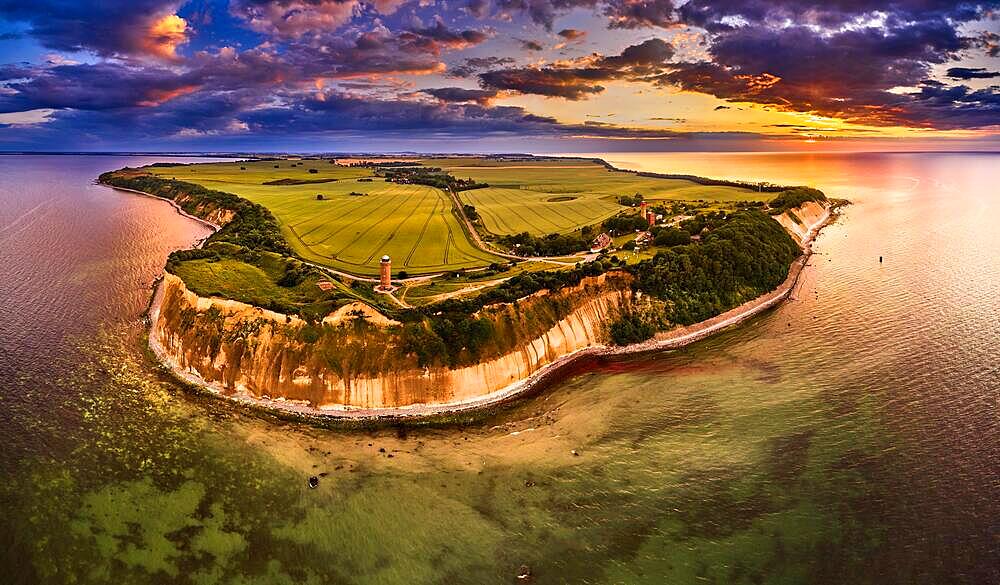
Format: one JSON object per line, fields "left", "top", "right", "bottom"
{"left": 517, "top": 564, "right": 532, "bottom": 580}
{"left": 378, "top": 447, "right": 386, "bottom": 453}
{"left": 318, "top": 472, "right": 328, "bottom": 477}
{"left": 308, "top": 476, "right": 319, "bottom": 489}
{"left": 524, "top": 480, "right": 535, "bottom": 488}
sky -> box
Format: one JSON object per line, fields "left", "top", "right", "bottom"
{"left": 0, "top": 0, "right": 998, "bottom": 152}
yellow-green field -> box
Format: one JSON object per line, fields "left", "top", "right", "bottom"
{"left": 440, "top": 158, "right": 763, "bottom": 236}
{"left": 151, "top": 160, "right": 504, "bottom": 276}
{"left": 151, "top": 157, "right": 767, "bottom": 277}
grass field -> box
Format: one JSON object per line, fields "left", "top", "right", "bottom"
{"left": 151, "top": 160, "right": 504, "bottom": 276}
{"left": 151, "top": 157, "right": 768, "bottom": 278}
{"left": 440, "top": 158, "right": 765, "bottom": 236}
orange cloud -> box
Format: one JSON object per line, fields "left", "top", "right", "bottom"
{"left": 143, "top": 14, "right": 189, "bottom": 60}
{"left": 137, "top": 84, "right": 199, "bottom": 107}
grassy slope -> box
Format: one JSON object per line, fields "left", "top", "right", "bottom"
{"left": 168, "top": 252, "right": 378, "bottom": 316}
{"left": 440, "top": 159, "right": 765, "bottom": 236}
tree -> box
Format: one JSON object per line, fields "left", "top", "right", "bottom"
{"left": 653, "top": 227, "right": 691, "bottom": 247}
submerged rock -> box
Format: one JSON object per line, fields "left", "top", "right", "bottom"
{"left": 308, "top": 476, "right": 319, "bottom": 489}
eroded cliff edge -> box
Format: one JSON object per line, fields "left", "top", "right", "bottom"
{"left": 148, "top": 200, "right": 832, "bottom": 418}
{"left": 151, "top": 271, "right": 637, "bottom": 415}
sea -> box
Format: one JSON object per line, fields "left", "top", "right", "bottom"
{"left": 0, "top": 152, "right": 997, "bottom": 584}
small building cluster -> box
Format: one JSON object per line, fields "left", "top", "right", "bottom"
{"left": 590, "top": 232, "right": 613, "bottom": 253}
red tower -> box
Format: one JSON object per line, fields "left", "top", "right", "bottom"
{"left": 647, "top": 211, "right": 655, "bottom": 227}
{"left": 379, "top": 255, "right": 392, "bottom": 290}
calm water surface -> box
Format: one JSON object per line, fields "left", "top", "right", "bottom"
{"left": 1, "top": 152, "right": 997, "bottom": 584}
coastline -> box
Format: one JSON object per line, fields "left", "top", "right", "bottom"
{"left": 137, "top": 182, "right": 835, "bottom": 420}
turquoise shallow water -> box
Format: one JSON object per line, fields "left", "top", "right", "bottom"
{"left": 1, "top": 152, "right": 997, "bottom": 584}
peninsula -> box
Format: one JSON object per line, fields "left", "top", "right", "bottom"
{"left": 100, "top": 156, "right": 833, "bottom": 420}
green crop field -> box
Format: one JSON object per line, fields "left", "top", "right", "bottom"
{"left": 438, "top": 158, "right": 764, "bottom": 236}
{"left": 151, "top": 160, "right": 504, "bottom": 276}
{"left": 149, "top": 157, "right": 768, "bottom": 276}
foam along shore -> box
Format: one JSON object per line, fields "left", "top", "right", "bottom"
{"left": 144, "top": 198, "right": 834, "bottom": 421}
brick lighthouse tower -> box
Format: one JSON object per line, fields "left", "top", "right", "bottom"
{"left": 378, "top": 255, "right": 392, "bottom": 291}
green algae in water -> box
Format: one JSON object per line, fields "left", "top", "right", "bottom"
{"left": 3, "top": 329, "right": 893, "bottom": 585}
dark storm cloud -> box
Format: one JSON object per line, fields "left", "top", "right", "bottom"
{"left": 422, "top": 87, "right": 499, "bottom": 104}
{"left": 0, "top": 0, "right": 187, "bottom": 59}
{"left": 406, "top": 20, "right": 492, "bottom": 50}
{"left": 947, "top": 67, "right": 1000, "bottom": 80}
{"left": 657, "top": 17, "right": 1000, "bottom": 129}
{"left": 479, "top": 38, "right": 673, "bottom": 99}
{"left": 0, "top": 63, "right": 201, "bottom": 112}
{"left": 557, "top": 29, "right": 586, "bottom": 40}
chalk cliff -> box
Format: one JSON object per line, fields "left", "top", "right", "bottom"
{"left": 150, "top": 202, "right": 829, "bottom": 415}
{"left": 151, "top": 271, "right": 634, "bottom": 411}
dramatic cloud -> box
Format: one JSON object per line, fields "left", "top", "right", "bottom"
{"left": 947, "top": 67, "right": 1000, "bottom": 80}
{"left": 0, "top": 0, "right": 190, "bottom": 60}
{"left": 604, "top": 0, "right": 676, "bottom": 29}
{"left": 230, "top": 0, "right": 409, "bottom": 38}
{"left": 422, "top": 87, "right": 499, "bottom": 104}
{"left": 0, "top": 63, "right": 201, "bottom": 112}
{"left": 1, "top": 0, "right": 998, "bottom": 147}
{"left": 658, "top": 16, "right": 1000, "bottom": 128}
{"left": 479, "top": 38, "right": 673, "bottom": 98}
{"left": 678, "top": 0, "right": 994, "bottom": 31}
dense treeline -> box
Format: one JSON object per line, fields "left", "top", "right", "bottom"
{"left": 603, "top": 213, "right": 649, "bottom": 234}
{"left": 496, "top": 231, "right": 590, "bottom": 256}
{"left": 100, "top": 171, "right": 289, "bottom": 254}
{"left": 378, "top": 167, "right": 488, "bottom": 191}
{"left": 633, "top": 209, "right": 801, "bottom": 325}
{"left": 769, "top": 187, "right": 827, "bottom": 214}
{"left": 633, "top": 171, "right": 789, "bottom": 192}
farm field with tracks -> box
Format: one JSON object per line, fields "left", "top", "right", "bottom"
{"left": 152, "top": 160, "right": 504, "bottom": 276}
{"left": 440, "top": 158, "right": 765, "bottom": 236}
{"left": 150, "top": 157, "right": 768, "bottom": 277}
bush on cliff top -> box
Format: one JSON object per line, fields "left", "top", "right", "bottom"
{"left": 769, "top": 187, "right": 826, "bottom": 215}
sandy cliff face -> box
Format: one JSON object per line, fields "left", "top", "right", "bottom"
{"left": 776, "top": 201, "right": 827, "bottom": 245}
{"left": 152, "top": 202, "right": 828, "bottom": 413}
{"left": 174, "top": 193, "right": 236, "bottom": 227}
{"left": 152, "top": 272, "right": 632, "bottom": 410}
